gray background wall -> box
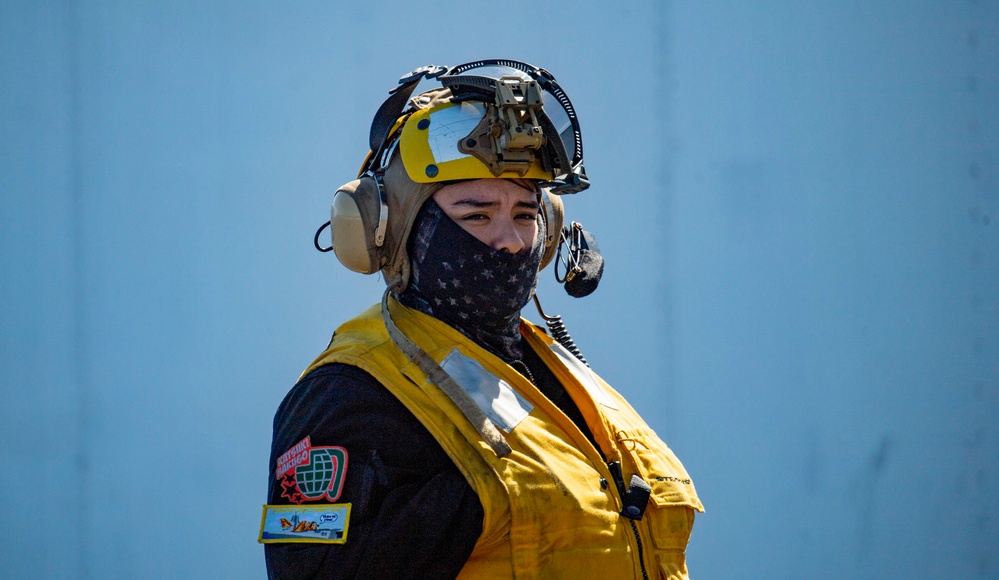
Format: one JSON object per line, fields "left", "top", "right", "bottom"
{"left": 2, "top": 1, "right": 996, "bottom": 578}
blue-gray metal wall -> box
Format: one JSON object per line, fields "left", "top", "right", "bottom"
{"left": 2, "top": 1, "right": 996, "bottom": 578}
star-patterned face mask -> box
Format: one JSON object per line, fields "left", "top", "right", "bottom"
{"left": 398, "top": 196, "right": 544, "bottom": 361}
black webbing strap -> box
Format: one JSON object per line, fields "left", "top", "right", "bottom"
{"left": 368, "top": 65, "right": 448, "bottom": 153}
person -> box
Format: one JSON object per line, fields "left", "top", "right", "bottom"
{"left": 260, "top": 60, "right": 704, "bottom": 579}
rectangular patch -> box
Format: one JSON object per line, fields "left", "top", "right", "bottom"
{"left": 258, "top": 504, "right": 351, "bottom": 544}
{"left": 440, "top": 349, "right": 533, "bottom": 432}
{"left": 275, "top": 435, "right": 312, "bottom": 477}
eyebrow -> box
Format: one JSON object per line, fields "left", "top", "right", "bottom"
{"left": 450, "top": 198, "right": 540, "bottom": 210}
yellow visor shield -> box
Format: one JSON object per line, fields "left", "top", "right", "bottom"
{"left": 400, "top": 101, "right": 551, "bottom": 184}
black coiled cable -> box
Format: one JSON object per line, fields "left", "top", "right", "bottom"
{"left": 532, "top": 295, "right": 588, "bottom": 366}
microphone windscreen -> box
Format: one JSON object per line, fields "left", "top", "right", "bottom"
{"left": 564, "top": 248, "right": 604, "bottom": 297}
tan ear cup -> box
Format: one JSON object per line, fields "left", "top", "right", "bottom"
{"left": 539, "top": 189, "right": 564, "bottom": 270}
{"left": 330, "top": 177, "right": 386, "bottom": 274}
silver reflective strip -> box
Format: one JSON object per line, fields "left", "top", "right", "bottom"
{"left": 440, "top": 349, "right": 534, "bottom": 432}
{"left": 549, "top": 343, "right": 619, "bottom": 410}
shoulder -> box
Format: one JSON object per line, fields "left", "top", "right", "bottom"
{"left": 274, "top": 363, "right": 395, "bottom": 426}
{"left": 265, "top": 361, "right": 484, "bottom": 579}
{"left": 269, "top": 363, "right": 455, "bottom": 484}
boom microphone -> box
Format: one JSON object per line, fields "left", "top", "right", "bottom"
{"left": 557, "top": 223, "right": 604, "bottom": 298}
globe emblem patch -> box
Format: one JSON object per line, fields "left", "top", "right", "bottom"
{"left": 296, "top": 448, "right": 346, "bottom": 499}
{"left": 276, "top": 436, "right": 348, "bottom": 504}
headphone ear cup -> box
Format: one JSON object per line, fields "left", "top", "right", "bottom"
{"left": 539, "top": 189, "right": 564, "bottom": 270}
{"left": 331, "top": 177, "right": 384, "bottom": 274}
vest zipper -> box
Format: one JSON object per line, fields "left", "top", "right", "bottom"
{"left": 628, "top": 519, "right": 650, "bottom": 580}
{"left": 609, "top": 462, "right": 651, "bottom": 580}
{"left": 523, "top": 327, "right": 656, "bottom": 579}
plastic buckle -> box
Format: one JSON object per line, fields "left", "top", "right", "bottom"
{"left": 620, "top": 474, "right": 652, "bottom": 521}
{"left": 396, "top": 65, "right": 447, "bottom": 88}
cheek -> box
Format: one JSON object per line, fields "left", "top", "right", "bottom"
{"left": 521, "top": 219, "right": 540, "bottom": 245}
{"left": 445, "top": 217, "right": 494, "bottom": 247}
{"left": 465, "top": 226, "right": 494, "bottom": 247}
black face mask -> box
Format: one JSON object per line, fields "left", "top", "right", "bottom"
{"left": 398, "top": 197, "right": 544, "bottom": 361}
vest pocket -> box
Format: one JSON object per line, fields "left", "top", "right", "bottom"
{"left": 615, "top": 428, "right": 701, "bottom": 552}
{"left": 647, "top": 504, "right": 695, "bottom": 551}
{"left": 656, "top": 549, "right": 690, "bottom": 580}
{"left": 615, "top": 428, "right": 700, "bottom": 509}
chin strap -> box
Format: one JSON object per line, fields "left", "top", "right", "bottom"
{"left": 380, "top": 288, "right": 513, "bottom": 458}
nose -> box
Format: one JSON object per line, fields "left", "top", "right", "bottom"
{"left": 490, "top": 217, "right": 528, "bottom": 254}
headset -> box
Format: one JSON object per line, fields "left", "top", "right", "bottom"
{"left": 323, "top": 153, "right": 565, "bottom": 277}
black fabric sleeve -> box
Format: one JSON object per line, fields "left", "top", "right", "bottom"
{"left": 265, "top": 364, "right": 484, "bottom": 580}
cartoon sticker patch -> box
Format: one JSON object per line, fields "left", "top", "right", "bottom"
{"left": 275, "top": 436, "right": 348, "bottom": 504}
{"left": 259, "top": 504, "right": 351, "bottom": 544}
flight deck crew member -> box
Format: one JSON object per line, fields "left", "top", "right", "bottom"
{"left": 260, "top": 59, "right": 703, "bottom": 579}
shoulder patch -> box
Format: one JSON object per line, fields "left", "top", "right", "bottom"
{"left": 259, "top": 504, "right": 351, "bottom": 544}
{"left": 275, "top": 436, "right": 348, "bottom": 504}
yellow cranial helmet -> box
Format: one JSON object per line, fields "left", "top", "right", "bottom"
{"left": 366, "top": 60, "right": 589, "bottom": 194}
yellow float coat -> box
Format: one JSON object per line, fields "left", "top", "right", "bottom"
{"left": 302, "top": 299, "right": 704, "bottom": 579}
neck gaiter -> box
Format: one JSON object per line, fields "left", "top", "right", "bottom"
{"left": 398, "top": 197, "right": 544, "bottom": 361}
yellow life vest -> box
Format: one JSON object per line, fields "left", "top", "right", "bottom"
{"left": 302, "top": 298, "right": 704, "bottom": 579}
